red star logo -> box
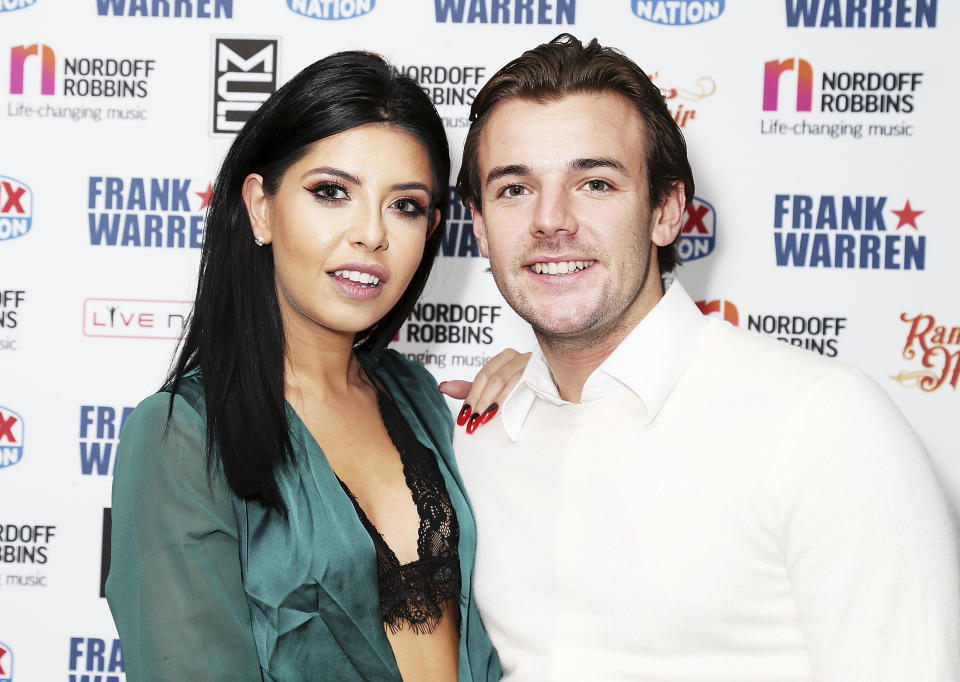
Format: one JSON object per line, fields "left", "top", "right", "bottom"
{"left": 0, "top": 645, "right": 7, "bottom": 675}
{"left": 891, "top": 199, "right": 923, "bottom": 230}
{"left": 195, "top": 183, "right": 214, "bottom": 211}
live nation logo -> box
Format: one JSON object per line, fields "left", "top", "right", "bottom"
{"left": 211, "top": 37, "right": 279, "bottom": 135}
{"left": 82, "top": 298, "right": 191, "bottom": 339}
{"left": 891, "top": 313, "right": 959, "bottom": 392}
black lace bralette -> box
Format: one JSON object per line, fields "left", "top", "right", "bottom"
{"left": 337, "top": 386, "right": 461, "bottom": 634}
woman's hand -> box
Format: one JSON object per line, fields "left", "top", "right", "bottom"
{"left": 438, "top": 349, "right": 530, "bottom": 434}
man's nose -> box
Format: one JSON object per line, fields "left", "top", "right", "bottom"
{"left": 530, "top": 186, "right": 578, "bottom": 239}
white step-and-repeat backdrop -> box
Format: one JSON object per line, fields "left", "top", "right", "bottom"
{"left": 1, "top": 1, "right": 957, "bottom": 679}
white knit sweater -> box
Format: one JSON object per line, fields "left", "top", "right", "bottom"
{"left": 455, "top": 313, "right": 960, "bottom": 681}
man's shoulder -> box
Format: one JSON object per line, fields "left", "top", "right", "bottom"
{"left": 698, "top": 317, "right": 845, "bottom": 379}
{"left": 688, "top": 318, "right": 887, "bottom": 409}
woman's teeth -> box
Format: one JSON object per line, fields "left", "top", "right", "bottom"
{"left": 333, "top": 270, "right": 380, "bottom": 286}
{"left": 530, "top": 260, "right": 596, "bottom": 275}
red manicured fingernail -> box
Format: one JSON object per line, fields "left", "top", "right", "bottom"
{"left": 457, "top": 404, "right": 472, "bottom": 426}
{"left": 479, "top": 403, "right": 499, "bottom": 424}
{"left": 466, "top": 412, "right": 481, "bottom": 434}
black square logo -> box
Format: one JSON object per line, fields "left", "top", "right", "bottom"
{"left": 212, "top": 38, "right": 279, "bottom": 134}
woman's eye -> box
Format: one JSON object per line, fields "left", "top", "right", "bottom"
{"left": 309, "top": 183, "right": 348, "bottom": 201}
{"left": 392, "top": 197, "right": 427, "bottom": 216}
{"left": 584, "top": 179, "right": 610, "bottom": 192}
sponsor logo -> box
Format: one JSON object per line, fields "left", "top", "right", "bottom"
{"left": 649, "top": 71, "right": 716, "bottom": 129}
{"left": 87, "top": 176, "right": 211, "bottom": 248}
{"left": 0, "top": 176, "right": 32, "bottom": 243}
{"left": 96, "top": 0, "right": 234, "bottom": 17}
{"left": 773, "top": 193, "right": 926, "bottom": 270}
{"left": 0, "top": 291, "right": 25, "bottom": 353}
{"left": 746, "top": 313, "right": 846, "bottom": 357}
{"left": 761, "top": 57, "right": 923, "bottom": 139}
{"left": 892, "top": 313, "right": 959, "bottom": 392}
{"left": 287, "top": 0, "right": 375, "bottom": 19}
{"left": 212, "top": 38, "right": 279, "bottom": 134}
{"left": 82, "top": 299, "right": 192, "bottom": 340}
{"left": 402, "top": 303, "right": 501, "bottom": 346}
{"left": 785, "top": 0, "right": 937, "bottom": 28}
{"left": 1, "top": 0, "right": 35, "bottom": 12}
{"left": 0, "top": 291, "right": 25, "bottom": 331}
{"left": 434, "top": 0, "right": 575, "bottom": 23}
{"left": 442, "top": 187, "right": 481, "bottom": 258}
{"left": 68, "top": 638, "right": 125, "bottom": 681}
{"left": 697, "top": 299, "right": 847, "bottom": 357}
{"left": 631, "top": 0, "right": 724, "bottom": 25}
{"left": 79, "top": 406, "right": 135, "bottom": 476}
{"left": 394, "top": 301, "right": 504, "bottom": 369}
{"left": 100, "top": 509, "right": 111, "bottom": 598}
{"left": 399, "top": 64, "right": 484, "bottom": 129}
{"left": 0, "top": 641, "right": 12, "bottom": 682}
{"left": 696, "top": 299, "right": 738, "bottom": 325}
{"left": 7, "top": 43, "right": 155, "bottom": 122}
{"left": 0, "top": 406, "right": 23, "bottom": 469}
{"left": 678, "top": 197, "right": 716, "bottom": 262}
{"left": 0, "top": 524, "right": 55, "bottom": 578}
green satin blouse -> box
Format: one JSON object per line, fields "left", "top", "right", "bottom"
{"left": 106, "top": 350, "right": 501, "bottom": 681}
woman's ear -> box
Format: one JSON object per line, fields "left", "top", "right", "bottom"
{"left": 242, "top": 173, "right": 272, "bottom": 244}
{"left": 427, "top": 208, "right": 442, "bottom": 239}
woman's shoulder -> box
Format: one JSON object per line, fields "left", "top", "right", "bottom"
{"left": 119, "top": 372, "right": 209, "bottom": 473}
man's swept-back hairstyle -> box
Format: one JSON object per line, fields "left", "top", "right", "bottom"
{"left": 167, "top": 51, "right": 450, "bottom": 512}
{"left": 456, "top": 33, "right": 694, "bottom": 274}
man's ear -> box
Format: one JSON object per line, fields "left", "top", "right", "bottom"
{"left": 242, "top": 173, "right": 272, "bottom": 244}
{"left": 470, "top": 203, "right": 490, "bottom": 257}
{"left": 427, "top": 208, "right": 441, "bottom": 239}
{"left": 651, "top": 181, "right": 686, "bottom": 247}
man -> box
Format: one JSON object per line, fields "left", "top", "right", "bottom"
{"left": 453, "top": 34, "right": 959, "bottom": 681}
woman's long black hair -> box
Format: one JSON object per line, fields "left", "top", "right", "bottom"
{"left": 166, "top": 51, "right": 450, "bottom": 511}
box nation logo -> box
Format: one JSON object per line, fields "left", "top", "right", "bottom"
{"left": 0, "top": 405, "right": 24, "bottom": 469}
{"left": 0, "top": 176, "right": 32, "bottom": 242}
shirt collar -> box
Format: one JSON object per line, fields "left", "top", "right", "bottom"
{"left": 499, "top": 278, "right": 707, "bottom": 442}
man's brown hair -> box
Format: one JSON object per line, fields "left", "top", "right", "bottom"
{"left": 456, "top": 33, "right": 694, "bottom": 275}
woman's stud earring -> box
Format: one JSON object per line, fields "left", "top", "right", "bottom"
{"left": 254, "top": 236, "right": 264, "bottom": 247}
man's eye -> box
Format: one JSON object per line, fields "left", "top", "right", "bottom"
{"left": 502, "top": 185, "right": 527, "bottom": 197}
{"left": 584, "top": 179, "right": 610, "bottom": 192}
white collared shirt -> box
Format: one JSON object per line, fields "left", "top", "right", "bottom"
{"left": 499, "top": 278, "right": 707, "bottom": 441}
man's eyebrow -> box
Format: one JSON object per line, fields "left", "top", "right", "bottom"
{"left": 301, "top": 167, "right": 361, "bottom": 184}
{"left": 569, "top": 157, "right": 628, "bottom": 174}
{"left": 484, "top": 164, "right": 531, "bottom": 186}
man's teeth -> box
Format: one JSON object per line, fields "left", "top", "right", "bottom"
{"left": 333, "top": 270, "right": 380, "bottom": 286}
{"left": 531, "top": 260, "right": 595, "bottom": 275}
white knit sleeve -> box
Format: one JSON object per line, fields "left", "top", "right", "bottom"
{"left": 779, "top": 366, "right": 960, "bottom": 682}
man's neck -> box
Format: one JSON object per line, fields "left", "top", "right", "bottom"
{"left": 535, "top": 277, "right": 667, "bottom": 403}
{"left": 537, "top": 331, "right": 624, "bottom": 402}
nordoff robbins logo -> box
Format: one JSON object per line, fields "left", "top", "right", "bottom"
{"left": 286, "top": 0, "right": 375, "bottom": 19}
{"left": 631, "top": 0, "right": 724, "bottom": 25}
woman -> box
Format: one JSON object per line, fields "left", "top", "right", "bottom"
{"left": 106, "top": 51, "right": 503, "bottom": 681}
